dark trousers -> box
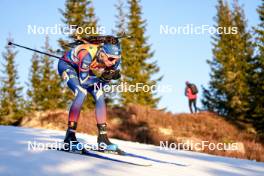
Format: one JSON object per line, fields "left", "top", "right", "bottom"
{"left": 189, "top": 99, "right": 197, "bottom": 113}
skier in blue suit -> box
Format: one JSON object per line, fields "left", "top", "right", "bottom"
{"left": 58, "top": 38, "right": 121, "bottom": 151}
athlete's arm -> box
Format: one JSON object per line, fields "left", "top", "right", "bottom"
{"left": 77, "top": 49, "right": 94, "bottom": 86}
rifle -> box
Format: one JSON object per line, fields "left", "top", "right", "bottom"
{"left": 68, "top": 33, "right": 132, "bottom": 47}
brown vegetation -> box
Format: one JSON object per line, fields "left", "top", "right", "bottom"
{"left": 21, "top": 104, "right": 264, "bottom": 162}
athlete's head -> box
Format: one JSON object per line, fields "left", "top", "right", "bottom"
{"left": 97, "top": 43, "right": 121, "bottom": 68}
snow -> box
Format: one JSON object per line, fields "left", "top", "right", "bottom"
{"left": 0, "top": 125, "right": 263, "bottom": 176}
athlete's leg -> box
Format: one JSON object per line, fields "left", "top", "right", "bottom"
{"left": 58, "top": 60, "right": 87, "bottom": 143}
{"left": 87, "top": 86, "right": 117, "bottom": 149}
{"left": 87, "top": 86, "right": 106, "bottom": 124}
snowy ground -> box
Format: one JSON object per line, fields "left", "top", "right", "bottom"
{"left": 0, "top": 126, "right": 263, "bottom": 176}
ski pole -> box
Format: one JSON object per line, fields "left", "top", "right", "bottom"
{"left": 8, "top": 42, "right": 61, "bottom": 59}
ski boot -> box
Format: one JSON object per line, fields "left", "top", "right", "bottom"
{"left": 63, "top": 122, "right": 80, "bottom": 151}
{"left": 97, "top": 123, "right": 119, "bottom": 153}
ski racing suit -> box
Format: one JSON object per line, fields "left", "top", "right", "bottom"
{"left": 58, "top": 43, "right": 118, "bottom": 126}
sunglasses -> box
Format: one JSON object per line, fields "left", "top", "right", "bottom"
{"left": 100, "top": 49, "right": 120, "bottom": 63}
{"left": 108, "top": 57, "right": 117, "bottom": 61}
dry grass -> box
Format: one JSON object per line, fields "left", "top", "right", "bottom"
{"left": 20, "top": 104, "right": 264, "bottom": 162}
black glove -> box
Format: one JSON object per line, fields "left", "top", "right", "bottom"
{"left": 100, "top": 69, "right": 121, "bottom": 81}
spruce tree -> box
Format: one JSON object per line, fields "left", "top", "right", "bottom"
{"left": 27, "top": 52, "right": 42, "bottom": 110}
{"left": 59, "top": 0, "right": 98, "bottom": 49}
{"left": 229, "top": 0, "right": 253, "bottom": 121}
{"left": 202, "top": 0, "right": 253, "bottom": 121}
{"left": 202, "top": 0, "right": 233, "bottom": 115}
{"left": 38, "top": 36, "right": 63, "bottom": 110}
{"left": 251, "top": 0, "right": 264, "bottom": 136}
{"left": 113, "top": 0, "right": 126, "bottom": 36}
{"left": 86, "top": 1, "right": 98, "bottom": 35}
{"left": 0, "top": 37, "right": 24, "bottom": 124}
{"left": 107, "top": 0, "right": 127, "bottom": 107}
{"left": 120, "top": 0, "right": 161, "bottom": 108}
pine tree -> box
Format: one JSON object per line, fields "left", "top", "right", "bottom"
{"left": 202, "top": 0, "right": 253, "bottom": 121}
{"left": 251, "top": 0, "right": 264, "bottom": 136}
{"left": 120, "top": 0, "right": 161, "bottom": 108}
{"left": 58, "top": 0, "right": 99, "bottom": 109}
{"left": 0, "top": 37, "right": 25, "bottom": 124}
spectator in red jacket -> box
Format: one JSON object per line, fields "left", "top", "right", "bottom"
{"left": 185, "top": 81, "right": 198, "bottom": 113}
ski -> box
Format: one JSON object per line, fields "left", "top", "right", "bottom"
{"left": 83, "top": 143, "right": 189, "bottom": 167}
{"left": 123, "top": 151, "right": 189, "bottom": 167}
{"left": 48, "top": 146, "right": 152, "bottom": 167}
